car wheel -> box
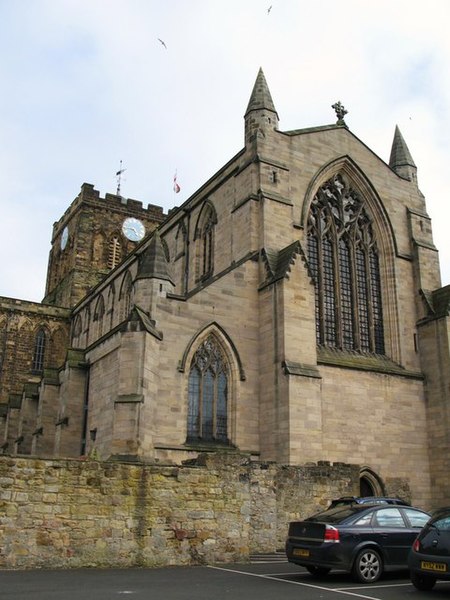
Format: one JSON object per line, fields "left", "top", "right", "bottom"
{"left": 410, "top": 571, "right": 436, "bottom": 591}
{"left": 352, "top": 548, "right": 382, "bottom": 583}
{"left": 305, "top": 566, "right": 331, "bottom": 577}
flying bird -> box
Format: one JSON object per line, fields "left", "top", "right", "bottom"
{"left": 267, "top": 5, "right": 272, "bottom": 14}
{"left": 157, "top": 38, "right": 167, "bottom": 49}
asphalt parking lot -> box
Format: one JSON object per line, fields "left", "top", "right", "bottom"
{"left": 1, "top": 557, "right": 450, "bottom": 600}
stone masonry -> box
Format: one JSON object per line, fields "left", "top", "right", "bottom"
{"left": 0, "top": 453, "right": 411, "bottom": 569}
{"left": 1, "top": 68, "right": 449, "bottom": 520}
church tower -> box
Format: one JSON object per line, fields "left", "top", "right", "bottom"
{"left": 43, "top": 183, "right": 165, "bottom": 308}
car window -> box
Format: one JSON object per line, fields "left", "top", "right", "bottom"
{"left": 373, "top": 507, "right": 405, "bottom": 528}
{"left": 402, "top": 508, "right": 430, "bottom": 528}
{"left": 432, "top": 515, "right": 450, "bottom": 531}
{"left": 307, "top": 506, "right": 362, "bottom": 523}
{"left": 354, "top": 513, "right": 373, "bottom": 526}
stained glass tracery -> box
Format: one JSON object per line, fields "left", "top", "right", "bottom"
{"left": 187, "top": 335, "right": 228, "bottom": 442}
{"left": 307, "top": 174, "right": 385, "bottom": 354}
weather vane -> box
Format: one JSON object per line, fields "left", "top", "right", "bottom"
{"left": 332, "top": 101, "right": 348, "bottom": 126}
{"left": 116, "top": 160, "right": 126, "bottom": 195}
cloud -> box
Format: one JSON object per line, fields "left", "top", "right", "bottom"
{"left": 0, "top": 0, "right": 449, "bottom": 302}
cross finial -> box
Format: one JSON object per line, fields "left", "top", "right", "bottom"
{"left": 332, "top": 101, "right": 348, "bottom": 125}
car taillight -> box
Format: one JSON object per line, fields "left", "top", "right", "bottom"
{"left": 324, "top": 525, "right": 340, "bottom": 543}
{"left": 413, "top": 539, "right": 420, "bottom": 552}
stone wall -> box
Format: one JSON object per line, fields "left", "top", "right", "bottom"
{"left": 0, "top": 452, "right": 378, "bottom": 569}
{"left": 0, "top": 298, "right": 70, "bottom": 407}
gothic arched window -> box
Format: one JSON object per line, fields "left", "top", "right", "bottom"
{"left": 32, "top": 328, "right": 46, "bottom": 372}
{"left": 201, "top": 215, "right": 214, "bottom": 278}
{"left": 93, "top": 294, "right": 105, "bottom": 339}
{"left": 72, "top": 314, "right": 82, "bottom": 345}
{"left": 195, "top": 203, "right": 217, "bottom": 281}
{"left": 175, "top": 221, "right": 187, "bottom": 259}
{"left": 175, "top": 221, "right": 188, "bottom": 293}
{"left": 119, "top": 272, "right": 133, "bottom": 321}
{"left": 307, "top": 174, "right": 385, "bottom": 354}
{"left": 187, "top": 335, "right": 228, "bottom": 443}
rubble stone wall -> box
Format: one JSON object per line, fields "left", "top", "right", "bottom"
{"left": 0, "top": 453, "right": 400, "bottom": 569}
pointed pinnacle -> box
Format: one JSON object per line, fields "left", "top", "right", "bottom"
{"left": 245, "top": 68, "right": 278, "bottom": 117}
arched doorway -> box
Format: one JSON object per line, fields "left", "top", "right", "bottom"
{"left": 359, "top": 467, "right": 384, "bottom": 497}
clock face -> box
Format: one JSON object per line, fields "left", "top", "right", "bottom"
{"left": 122, "top": 217, "right": 145, "bottom": 242}
{"left": 60, "top": 226, "right": 69, "bottom": 250}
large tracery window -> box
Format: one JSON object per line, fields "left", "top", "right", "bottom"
{"left": 187, "top": 335, "right": 228, "bottom": 443}
{"left": 307, "top": 174, "right": 385, "bottom": 354}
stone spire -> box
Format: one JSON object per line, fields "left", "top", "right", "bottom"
{"left": 244, "top": 68, "right": 279, "bottom": 145}
{"left": 389, "top": 125, "right": 417, "bottom": 183}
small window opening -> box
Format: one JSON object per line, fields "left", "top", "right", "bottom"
{"left": 32, "top": 329, "right": 46, "bottom": 372}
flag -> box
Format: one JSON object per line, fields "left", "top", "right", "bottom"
{"left": 173, "top": 172, "right": 181, "bottom": 193}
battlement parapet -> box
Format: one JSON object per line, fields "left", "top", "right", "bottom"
{"left": 53, "top": 183, "right": 166, "bottom": 236}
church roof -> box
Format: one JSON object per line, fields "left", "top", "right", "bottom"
{"left": 389, "top": 125, "right": 416, "bottom": 170}
{"left": 245, "top": 67, "right": 278, "bottom": 117}
{"left": 135, "top": 231, "right": 174, "bottom": 284}
{"left": 261, "top": 240, "right": 302, "bottom": 285}
{"left": 125, "top": 305, "right": 163, "bottom": 340}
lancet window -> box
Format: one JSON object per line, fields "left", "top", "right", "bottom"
{"left": 201, "top": 214, "right": 214, "bottom": 278}
{"left": 119, "top": 272, "right": 133, "bottom": 322}
{"left": 307, "top": 174, "right": 384, "bottom": 354}
{"left": 195, "top": 203, "right": 217, "bottom": 281}
{"left": 32, "top": 328, "right": 46, "bottom": 372}
{"left": 187, "top": 335, "right": 228, "bottom": 443}
{"left": 93, "top": 295, "right": 105, "bottom": 339}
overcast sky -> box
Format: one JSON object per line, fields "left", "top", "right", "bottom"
{"left": 1, "top": 0, "right": 449, "bottom": 302}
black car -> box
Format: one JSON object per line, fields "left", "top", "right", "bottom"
{"left": 329, "top": 496, "right": 410, "bottom": 509}
{"left": 408, "top": 506, "right": 450, "bottom": 590}
{"left": 286, "top": 503, "right": 430, "bottom": 583}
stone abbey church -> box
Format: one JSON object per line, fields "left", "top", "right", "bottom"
{"left": 1, "top": 69, "right": 449, "bottom": 509}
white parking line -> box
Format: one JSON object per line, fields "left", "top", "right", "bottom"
{"left": 207, "top": 566, "right": 390, "bottom": 600}
{"left": 337, "top": 580, "right": 450, "bottom": 591}
{"left": 336, "top": 583, "right": 412, "bottom": 590}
